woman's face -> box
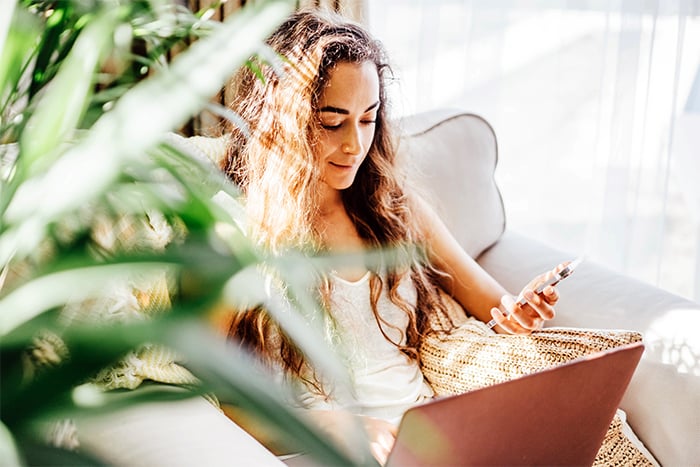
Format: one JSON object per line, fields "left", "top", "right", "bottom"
{"left": 316, "top": 60, "right": 380, "bottom": 195}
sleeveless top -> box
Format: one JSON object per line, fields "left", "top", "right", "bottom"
{"left": 294, "top": 271, "right": 434, "bottom": 425}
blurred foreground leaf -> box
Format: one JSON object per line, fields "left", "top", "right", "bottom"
{"left": 0, "top": 0, "right": 293, "bottom": 265}
{"left": 0, "top": 421, "right": 22, "bottom": 467}
{"left": 19, "top": 9, "right": 117, "bottom": 178}
{"left": 0, "top": 1, "right": 373, "bottom": 465}
{"left": 1, "top": 315, "right": 367, "bottom": 466}
{"left": 15, "top": 438, "right": 106, "bottom": 466}
{"left": 171, "top": 322, "right": 376, "bottom": 466}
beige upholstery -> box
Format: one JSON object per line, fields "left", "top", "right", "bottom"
{"left": 397, "top": 109, "right": 506, "bottom": 258}
{"left": 404, "top": 109, "right": 700, "bottom": 466}
{"left": 77, "top": 387, "right": 284, "bottom": 466}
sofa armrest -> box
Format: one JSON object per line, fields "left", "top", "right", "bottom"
{"left": 476, "top": 230, "right": 700, "bottom": 466}
{"left": 77, "top": 387, "right": 284, "bottom": 466}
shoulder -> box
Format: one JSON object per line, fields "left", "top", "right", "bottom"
{"left": 407, "top": 192, "right": 445, "bottom": 241}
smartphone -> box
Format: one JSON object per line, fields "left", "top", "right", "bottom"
{"left": 514, "top": 256, "right": 583, "bottom": 306}
{"left": 487, "top": 256, "right": 583, "bottom": 328}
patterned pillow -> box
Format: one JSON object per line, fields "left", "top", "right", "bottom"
{"left": 419, "top": 290, "right": 657, "bottom": 466}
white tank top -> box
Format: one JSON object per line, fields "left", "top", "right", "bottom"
{"left": 295, "top": 271, "right": 434, "bottom": 425}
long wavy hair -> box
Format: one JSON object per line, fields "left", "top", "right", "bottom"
{"left": 222, "top": 9, "right": 453, "bottom": 394}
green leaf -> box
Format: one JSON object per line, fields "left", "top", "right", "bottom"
{"left": 28, "top": 5, "right": 75, "bottom": 99}
{"left": 19, "top": 9, "right": 118, "bottom": 177}
{"left": 3, "top": 313, "right": 367, "bottom": 465}
{"left": 15, "top": 436, "right": 106, "bottom": 466}
{"left": 169, "top": 322, "right": 375, "bottom": 466}
{"left": 0, "top": 421, "right": 23, "bottom": 467}
{"left": 38, "top": 383, "right": 204, "bottom": 423}
{"left": 1, "top": 320, "right": 164, "bottom": 424}
{"left": 222, "top": 261, "right": 355, "bottom": 393}
{"left": 0, "top": 0, "right": 293, "bottom": 266}
{"left": 0, "top": 262, "right": 178, "bottom": 336}
{"left": 0, "top": 0, "right": 14, "bottom": 60}
{"left": 0, "top": 7, "right": 41, "bottom": 124}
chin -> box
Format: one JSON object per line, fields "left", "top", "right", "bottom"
{"left": 328, "top": 177, "right": 357, "bottom": 191}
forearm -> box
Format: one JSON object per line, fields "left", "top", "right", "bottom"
{"left": 412, "top": 194, "right": 511, "bottom": 324}
{"left": 435, "top": 253, "right": 511, "bottom": 332}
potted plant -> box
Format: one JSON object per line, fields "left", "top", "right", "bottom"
{"left": 0, "top": 1, "right": 370, "bottom": 464}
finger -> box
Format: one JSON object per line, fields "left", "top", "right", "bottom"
{"left": 510, "top": 304, "right": 544, "bottom": 326}
{"left": 541, "top": 285, "right": 559, "bottom": 305}
{"left": 498, "top": 295, "right": 543, "bottom": 333}
{"left": 522, "top": 289, "right": 541, "bottom": 307}
{"left": 538, "top": 270, "right": 557, "bottom": 291}
{"left": 522, "top": 289, "right": 555, "bottom": 321}
{"left": 492, "top": 300, "right": 531, "bottom": 334}
{"left": 490, "top": 306, "right": 508, "bottom": 327}
{"left": 511, "top": 309, "right": 542, "bottom": 330}
{"left": 554, "top": 260, "right": 570, "bottom": 275}
{"left": 370, "top": 429, "right": 396, "bottom": 465}
{"left": 370, "top": 441, "right": 391, "bottom": 466}
{"left": 490, "top": 307, "right": 519, "bottom": 334}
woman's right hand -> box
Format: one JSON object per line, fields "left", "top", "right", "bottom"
{"left": 489, "top": 261, "right": 566, "bottom": 334}
{"left": 362, "top": 414, "right": 398, "bottom": 465}
{"left": 310, "top": 410, "right": 397, "bottom": 465}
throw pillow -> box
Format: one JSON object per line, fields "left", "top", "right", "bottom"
{"left": 419, "top": 290, "right": 658, "bottom": 466}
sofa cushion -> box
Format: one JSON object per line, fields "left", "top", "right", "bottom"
{"left": 420, "top": 292, "right": 644, "bottom": 394}
{"left": 397, "top": 109, "right": 506, "bottom": 258}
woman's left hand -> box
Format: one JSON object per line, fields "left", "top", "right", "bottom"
{"left": 489, "top": 262, "right": 565, "bottom": 334}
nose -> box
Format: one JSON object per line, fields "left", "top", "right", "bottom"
{"left": 342, "top": 123, "right": 362, "bottom": 155}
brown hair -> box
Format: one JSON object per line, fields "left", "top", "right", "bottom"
{"left": 222, "top": 9, "right": 452, "bottom": 394}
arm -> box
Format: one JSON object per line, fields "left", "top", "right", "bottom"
{"left": 412, "top": 196, "right": 560, "bottom": 334}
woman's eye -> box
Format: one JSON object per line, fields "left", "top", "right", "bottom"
{"left": 321, "top": 123, "right": 342, "bottom": 130}
{"left": 320, "top": 119, "right": 375, "bottom": 130}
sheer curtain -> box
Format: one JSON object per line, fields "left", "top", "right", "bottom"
{"left": 366, "top": 0, "right": 700, "bottom": 302}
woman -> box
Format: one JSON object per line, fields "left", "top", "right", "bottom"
{"left": 221, "top": 9, "right": 562, "bottom": 463}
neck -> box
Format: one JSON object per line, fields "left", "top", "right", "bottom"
{"left": 318, "top": 185, "right": 344, "bottom": 218}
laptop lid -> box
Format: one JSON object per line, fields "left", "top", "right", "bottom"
{"left": 386, "top": 342, "right": 644, "bottom": 466}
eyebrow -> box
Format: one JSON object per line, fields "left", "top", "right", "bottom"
{"left": 319, "top": 101, "right": 380, "bottom": 115}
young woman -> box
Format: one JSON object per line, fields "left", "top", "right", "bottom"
{"left": 221, "top": 9, "right": 562, "bottom": 463}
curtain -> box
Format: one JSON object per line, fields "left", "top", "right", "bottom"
{"left": 366, "top": 0, "right": 700, "bottom": 301}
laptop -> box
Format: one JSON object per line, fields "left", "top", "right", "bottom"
{"left": 385, "top": 342, "right": 644, "bottom": 466}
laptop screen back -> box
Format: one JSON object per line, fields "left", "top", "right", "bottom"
{"left": 386, "top": 342, "right": 644, "bottom": 466}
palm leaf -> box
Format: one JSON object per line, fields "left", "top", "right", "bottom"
{"left": 20, "top": 9, "right": 120, "bottom": 181}
{"left": 0, "top": 0, "right": 293, "bottom": 265}
{"left": 0, "top": 1, "right": 373, "bottom": 465}
{"left": 0, "top": 7, "right": 40, "bottom": 142}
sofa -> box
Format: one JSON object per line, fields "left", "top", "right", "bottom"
{"left": 77, "top": 108, "right": 700, "bottom": 466}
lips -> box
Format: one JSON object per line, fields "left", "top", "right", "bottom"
{"left": 329, "top": 161, "right": 354, "bottom": 169}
